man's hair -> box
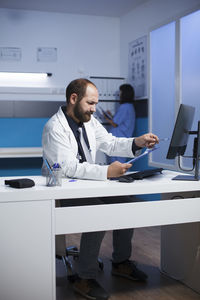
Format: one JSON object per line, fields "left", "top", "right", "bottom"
{"left": 120, "top": 84, "right": 135, "bottom": 103}
{"left": 66, "top": 78, "right": 96, "bottom": 103}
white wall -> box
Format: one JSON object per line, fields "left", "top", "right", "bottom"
{"left": 120, "top": 0, "right": 200, "bottom": 80}
{"left": 1, "top": 1, "right": 200, "bottom": 101}
{"left": 0, "top": 8, "right": 120, "bottom": 100}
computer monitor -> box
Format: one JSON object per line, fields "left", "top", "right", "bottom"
{"left": 167, "top": 104, "right": 195, "bottom": 159}
{"left": 166, "top": 104, "right": 200, "bottom": 181}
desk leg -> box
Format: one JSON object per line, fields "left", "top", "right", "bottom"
{"left": 0, "top": 200, "right": 55, "bottom": 300}
{"left": 161, "top": 191, "right": 200, "bottom": 294}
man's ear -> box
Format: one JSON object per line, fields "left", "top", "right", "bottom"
{"left": 70, "top": 93, "right": 78, "bottom": 105}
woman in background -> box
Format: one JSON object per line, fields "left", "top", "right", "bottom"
{"left": 104, "top": 83, "right": 136, "bottom": 163}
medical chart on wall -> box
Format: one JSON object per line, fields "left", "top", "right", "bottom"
{"left": 128, "top": 36, "right": 147, "bottom": 99}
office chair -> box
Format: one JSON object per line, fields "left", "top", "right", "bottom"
{"left": 56, "top": 234, "right": 78, "bottom": 281}
{"left": 56, "top": 235, "right": 104, "bottom": 282}
{"left": 55, "top": 201, "right": 104, "bottom": 282}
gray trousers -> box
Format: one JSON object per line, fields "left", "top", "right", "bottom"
{"left": 56, "top": 196, "right": 135, "bottom": 279}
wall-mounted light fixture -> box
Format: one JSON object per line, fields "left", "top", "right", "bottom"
{"left": 0, "top": 72, "right": 52, "bottom": 80}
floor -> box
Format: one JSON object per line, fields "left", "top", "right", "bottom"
{"left": 56, "top": 227, "right": 200, "bottom": 300}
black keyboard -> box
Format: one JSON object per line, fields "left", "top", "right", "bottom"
{"left": 118, "top": 168, "right": 163, "bottom": 183}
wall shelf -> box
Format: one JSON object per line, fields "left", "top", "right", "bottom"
{"left": 0, "top": 147, "right": 42, "bottom": 158}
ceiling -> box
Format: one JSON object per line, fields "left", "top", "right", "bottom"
{"left": 0, "top": 0, "right": 151, "bottom": 17}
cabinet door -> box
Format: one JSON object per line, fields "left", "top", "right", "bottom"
{"left": 0, "top": 200, "right": 55, "bottom": 300}
{"left": 181, "top": 10, "right": 200, "bottom": 168}
{"left": 150, "top": 21, "right": 176, "bottom": 168}
{"left": 150, "top": 9, "right": 200, "bottom": 171}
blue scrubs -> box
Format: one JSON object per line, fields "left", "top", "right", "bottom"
{"left": 109, "top": 103, "right": 136, "bottom": 163}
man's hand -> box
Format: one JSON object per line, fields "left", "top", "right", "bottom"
{"left": 134, "top": 133, "right": 159, "bottom": 149}
{"left": 107, "top": 161, "right": 132, "bottom": 178}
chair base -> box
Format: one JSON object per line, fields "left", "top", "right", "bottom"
{"left": 57, "top": 245, "right": 104, "bottom": 281}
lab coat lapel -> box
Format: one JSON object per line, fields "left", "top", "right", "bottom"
{"left": 56, "top": 106, "right": 78, "bottom": 154}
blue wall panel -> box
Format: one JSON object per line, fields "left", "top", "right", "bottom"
{"left": 131, "top": 117, "right": 150, "bottom": 171}
{"left": 132, "top": 117, "right": 161, "bottom": 201}
{"left": 0, "top": 117, "right": 49, "bottom": 177}
{"left": 0, "top": 118, "right": 49, "bottom": 147}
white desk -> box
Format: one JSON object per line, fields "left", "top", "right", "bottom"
{"left": 0, "top": 170, "right": 200, "bottom": 300}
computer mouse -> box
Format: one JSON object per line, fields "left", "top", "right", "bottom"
{"left": 118, "top": 176, "right": 134, "bottom": 183}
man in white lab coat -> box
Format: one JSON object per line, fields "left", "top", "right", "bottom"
{"left": 42, "top": 78, "right": 159, "bottom": 300}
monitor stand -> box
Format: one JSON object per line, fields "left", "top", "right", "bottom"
{"left": 173, "top": 121, "right": 200, "bottom": 181}
{"left": 172, "top": 174, "right": 200, "bottom": 181}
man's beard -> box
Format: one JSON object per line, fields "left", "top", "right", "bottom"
{"left": 74, "top": 102, "right": 92, "bottom": 123}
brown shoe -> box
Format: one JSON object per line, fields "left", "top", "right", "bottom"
{"left": 73, "top": 277, "right": 109, "bottom": 300}
{"left": 112, "top": 260, "right": 148, "bottom": 281}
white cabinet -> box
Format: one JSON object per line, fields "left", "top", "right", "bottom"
{"left": 0, "top": 200, "right": 55, "bottom": 300}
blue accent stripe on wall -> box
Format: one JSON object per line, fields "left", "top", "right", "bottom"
{"left": 0, "top": 118, "right": 49, "bottom": 147}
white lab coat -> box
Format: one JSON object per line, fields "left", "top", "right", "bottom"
{"left": 42, "top": 106, "right": 136, "bottom": 181}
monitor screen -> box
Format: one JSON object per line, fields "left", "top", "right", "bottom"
{"left": 166, "top": 104, "right": 195, "bottom": 159}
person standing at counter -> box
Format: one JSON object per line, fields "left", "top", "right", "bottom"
{"left": 104, "top": 83, "right": 136, "bottom": 163}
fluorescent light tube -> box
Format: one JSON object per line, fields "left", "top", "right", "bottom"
{"left": 0, "top": 72, "right": 52, "bottom": 80}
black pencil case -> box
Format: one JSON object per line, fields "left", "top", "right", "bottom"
{"left": 5, "top": 178, "right": 35, "bottom": 189}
